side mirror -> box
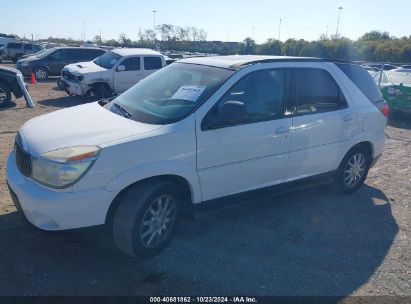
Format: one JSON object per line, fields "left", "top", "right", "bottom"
{"left": 117, "top": 65, "right": 125, "bottom": 72}
{"left": 202, "top": 101, "right": 247, "bottom": 131}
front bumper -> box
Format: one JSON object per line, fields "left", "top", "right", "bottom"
{"left": 64, "top": 79, "right": 89, "bottom": 96}
{"left": 15, "top": 64, "right": 32, "bottom": 77}
{"left": 6, "top": 151, "right": 117, "bottom": 230}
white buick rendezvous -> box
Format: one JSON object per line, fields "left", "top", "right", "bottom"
{"left": 7, "top": 56, "right": 388, "bottom": 258}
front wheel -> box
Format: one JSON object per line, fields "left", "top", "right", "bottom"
{"left": 0, "top": 83, "right": 12, "bottom": 107}
{"left": 112, "top": 181, "right": 180, "bottom": 258}
{"left": 33, "top": 67, "right": 48, "bottom": 81}
{"left": 334, "top": 147, "right": 370, "bottom": 194}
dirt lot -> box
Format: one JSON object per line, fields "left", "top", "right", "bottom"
{"left": 0, "top": 63, "right": 410, "bottom": 297}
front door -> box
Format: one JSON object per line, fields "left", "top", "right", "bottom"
{"left": 196, "top": 68, "right": 292, "bottom": 201}
{"left": 114, "top": 56, "right": 143, "bottom": 92}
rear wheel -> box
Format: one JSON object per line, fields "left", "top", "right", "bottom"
{"left": 0, "top": 83, "right": 12, "bottom": 107}
{"left": 112, "top": 181, "right": 181, "bottom": 258}
{"left": 334, "top": 147, "right": 370, "bottom": 194}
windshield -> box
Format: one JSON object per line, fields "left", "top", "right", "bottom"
{"left": 108, "top": 62, "right": 235, "bottom": 124}
{"left": 93, "top": 51, "right": 122, "bottom": 69}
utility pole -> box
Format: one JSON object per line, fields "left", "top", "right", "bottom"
{"left": 278, "top": 18, "right": 282, "bottom": 41}
{"left": 335, "top": 7, "right": 343, "bottom": 37}
{"left": 153, "top": 10, "right": 157, "bottom": 49}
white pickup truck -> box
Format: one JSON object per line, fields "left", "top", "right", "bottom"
{"left": 61, "top": 48, "right": 166, "bottom": 98}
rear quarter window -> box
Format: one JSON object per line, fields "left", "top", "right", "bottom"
{"left": 336, "top": 63, "right": 383, "bottom": 103}
{"left": 144, "top": 56, "right": 163, "bottom": 70}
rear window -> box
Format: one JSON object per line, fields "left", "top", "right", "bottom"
{"left": 336, "top": 63, "right": 383, "bottom": 102}
{"left": 144, "top": 56, "right": 162, "bottom": 70}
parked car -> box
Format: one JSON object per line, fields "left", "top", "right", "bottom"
{"left": 61, "top": 48, "right": 165, "bottom": 98}
{"left": 16, "top": 47, "right": 105, "bottom": 81}
{"left": 6, "top": 56, "right": 387, "bottom": 258}
{"left": 367, "top": 63, "right": 398, "bottom": 71}
{"left": 0, "top": 66, "right": 26, "bottom": 107}
{"left": 2, "top": 42, "right": 44, "bottom": 62}
{"left": 379, "top": 70, "right": 411, "bottom": 114}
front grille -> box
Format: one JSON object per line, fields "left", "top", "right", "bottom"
{"left": 15, "top": 135, "right": 32, "bottom": 177}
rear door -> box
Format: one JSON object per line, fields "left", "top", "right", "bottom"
{"left": 285, "top": 64, "right": 356, "bottom": 181}
{"left": 114, "top": 56, "right": 143, "bottom": 92}
{"left": 48, "top": 49, "right": 71, "bottom": 75}
{"left": 196, "top": 68, "right": 292, "bottom": 201}
{"left": 142, "top": 56, "right": 163, "bottom": 79}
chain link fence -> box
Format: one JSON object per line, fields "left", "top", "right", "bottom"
{"left": 363, "top": 63, "right": 411, "bottom": 114}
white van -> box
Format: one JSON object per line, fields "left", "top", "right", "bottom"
{"left": 7, "top": 56, "right": 388, "bottom": 258}
{"left": 61, "top": 48, "right": 166, "bottom": 98}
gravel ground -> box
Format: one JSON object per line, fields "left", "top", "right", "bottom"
{"left": 0, "top": 64, "right": 410, "bottom": 297}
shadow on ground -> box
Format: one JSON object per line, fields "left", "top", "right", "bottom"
{"left": 37, "top": 95, "right": 94, "bottom": 108}
{"left": 388, "top": 111, "right": 411, "bottom": 130}
{"left": 0, "top": 101, "right": 17, "bottom": 110}
{"left": 0, "top": 184, "right": 398, "bottom": 296}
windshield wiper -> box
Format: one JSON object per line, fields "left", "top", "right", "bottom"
{"left": 110, "top": 103, "right": 132, "bottom": 119}
{"left": 145, "top": 98, "right": 194, "bottom": 106}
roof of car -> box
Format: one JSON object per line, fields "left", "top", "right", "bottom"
{"left": 111, "top": 48, "right": 162, "bottom": 57}
{"left": 50, "top": 46, "right": 103, "bottom": 50}
{"left": 179, "top": 55, "right": 351, "bottom": 70}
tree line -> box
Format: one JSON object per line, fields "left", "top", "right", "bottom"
{"left": 11, "top": 27, "right": 411, "bottom": 63}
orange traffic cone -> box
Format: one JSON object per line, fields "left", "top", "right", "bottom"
{"left": 30, "top": 73, "right": 36, "bottom": 84}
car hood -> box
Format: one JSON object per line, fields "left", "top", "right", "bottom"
{"left": 19, "top": 102, "right": 163, "bottom": 156}
{"left": 64, "top": 61, "right": 107, "bottom": 75}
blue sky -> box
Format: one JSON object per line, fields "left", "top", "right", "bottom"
{"left": 1, "top": 0, "right": 410, "bottom": 43}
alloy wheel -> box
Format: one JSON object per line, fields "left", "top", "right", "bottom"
{"left": 139, "top": 194, "right": 177, "bottom": 248}
{"left": 344, "top": 153, "right": 366, "bottom": 187}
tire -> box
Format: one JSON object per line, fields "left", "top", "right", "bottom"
{"left": 112, "top": 181, "right": 181, "bottom": 258}
{"left": 13, "top": 54, "right": 22, "bottom": 63}
{"left": 334, "top": 146, "right": 371, "bottom": 194}
{"left": 86, "top": 83, "right": 112, "bottom": 99}
{"left": 57, "top": 78, "right": 65, "bottom": 90}
{"left": 33, "top": 67, "right": 48, "bottom": 81}
{"left": 0, "top": 82, "right": 12, "bottom": 107}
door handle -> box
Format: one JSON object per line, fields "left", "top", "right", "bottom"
{"left": 275, "top": 126, "right": 290, "bottom": 135}
{"left": 343, "top": 114, "right": 354, "bottom": 122}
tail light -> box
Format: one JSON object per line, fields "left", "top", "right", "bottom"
{"left": 374, "top": 100, "right": 389, "bottom": 118}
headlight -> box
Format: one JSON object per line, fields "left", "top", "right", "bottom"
{"left": 31, "top": 146, "right": 100, "bottom": 188}
{"left": 21, "top": 61, "right": 29, "bottom": 67}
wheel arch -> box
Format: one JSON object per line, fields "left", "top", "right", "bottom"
{"left": 344, "top": 141, "right": 374, "bottom": 165}
{"left": 105, "top": 174, "right": 195, "bottom": 226}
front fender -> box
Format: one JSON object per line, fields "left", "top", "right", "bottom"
{"left": 105, "top": 161, "right": 202, "bottom": 204}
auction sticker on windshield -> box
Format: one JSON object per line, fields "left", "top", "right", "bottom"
{"left": 171, "top": 86, "right": 206, "bottom": 102}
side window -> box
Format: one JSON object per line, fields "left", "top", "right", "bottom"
{"left": 33, "top": 45, "right": 42, "bottom": 52}
{"left": 204, "top": 69, "right": 286, "bottom": 129}
{"left": 294, "top": 69, "right": 347, "bottom": 115}
{"left": 120, "top": 57, "right": 141, "bottom": 71}
{"left": 144, "top": 56, "right": 162, "bottom": 70}
{"left": 8, "top": 43, "right": 22, "bottom": 49}
{"left": 49, "top": 50, "right": 64, "bottom": 60}
{"left": 336, "top": 63, "right": 383, "bottom": 103}
{"left": 24, "top": 44, "right": 33, "bottom": 50}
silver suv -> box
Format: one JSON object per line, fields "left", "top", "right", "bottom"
{"left": 2, "top": 42, "right": 44, "bottom": 63}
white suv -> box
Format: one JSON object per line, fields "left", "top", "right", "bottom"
{"left": 61, "top": 48, "right": 165, "bottom": 98}
{"left": 7, "top": 56, "right": 388, "bottom": 258}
